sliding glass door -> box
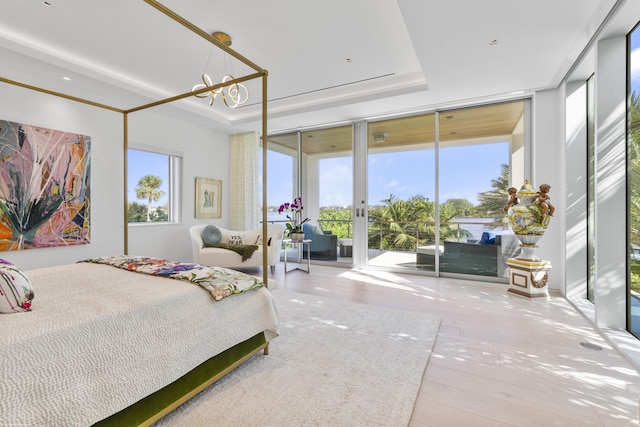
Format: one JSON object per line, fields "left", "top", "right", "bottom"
{"left": 437, "top": 102, "right": 525, "bottom": 278}
{"left": 628, "top": 24, "right": 640, "bottom": 336}
{"left": 366, "top": 114, "right": 437, "bottom": 271}
{"left": 265, "top": 100, "right": 527, "bottom": 280}
{"left": 261, "top": 133, "right": 298, "bottom": 227}
{"left": 362, "top": 101, "right": 525, "bottom": 277}
{"left": 301, "top": 126, "right": 353, "bottom": 264}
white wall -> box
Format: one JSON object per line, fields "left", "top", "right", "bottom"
{"left": 564, "top": 81, "right": 589, "bottom": 302}
{"left": 0, "top": 83, "right": 124, "bottom": 270}
{"left": 126, "top": 109, "right": 231, "bottom": 263}
{"left": 0, "top": 84, "right": 232, "bottom": 269}
{"left": 531, "top": 89, "right": 565, "bottom": 292}
{"left": 594, "top": 36, "right": 628, "bottom": 329}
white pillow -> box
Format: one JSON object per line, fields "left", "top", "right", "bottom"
{"left": 255, "top": 235, "right": 272, "bottom": 246}
{"left": 0, "top": 259, "right": 34, "bottom": 313}
{"left": 228, "top": 234, "right": 245, "bottom": 245}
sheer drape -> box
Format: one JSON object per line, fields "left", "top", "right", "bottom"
{"left": 229, "top": 131, "right": 259, "bottom": 230}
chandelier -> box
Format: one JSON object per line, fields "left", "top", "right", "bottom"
{"left": 191, "top": 32, "right": 249, "bottom": 109}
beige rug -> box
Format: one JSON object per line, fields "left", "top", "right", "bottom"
{"left": 154, "top": 290, "right": 441, "bottom": 427}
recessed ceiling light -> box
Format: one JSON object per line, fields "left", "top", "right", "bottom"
{"left": 489, "top": 39, "right": 498, "bottom": 46}
{"left": 345, "top": 58, "right": 352, "bottom": 63}
{"left": 62, "top": 76, "right": 71, "bottom": 81}
{"left": 42, "top": 1, "right": 54, "bottom": 7}
{"left": 373, "top": 133, "right": 387, "bottom": 143}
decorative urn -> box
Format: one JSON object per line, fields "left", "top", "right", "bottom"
{"left": 503, "top": 180, "right": 554, "bottom": 298}
{"left": 505, "top": 180, "right": 554, "bottom": 260}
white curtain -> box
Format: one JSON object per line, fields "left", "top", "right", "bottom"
{"left": 228, "top": 131, "right": 260, "bottom": 230}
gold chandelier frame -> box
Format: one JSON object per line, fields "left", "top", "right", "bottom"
{"left": 0, "top": 0, "right": 271, "bottom": 285}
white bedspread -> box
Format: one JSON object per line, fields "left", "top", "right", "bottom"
{"left": 0, "top": 263, "right": 279, "bottom": 426}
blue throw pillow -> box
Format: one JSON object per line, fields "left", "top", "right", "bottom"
{"left": 201, "top": 225, "right": 222, "bottom": 246}
{"left": 304, "top": 224, "right": 323, "bottom": 235}
{"left": 479, "top": 231, "right": 496, "bottom": 245}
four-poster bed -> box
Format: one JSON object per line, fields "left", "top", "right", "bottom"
{"left": 0, "top": 1, "right": 274, "bottom": 425}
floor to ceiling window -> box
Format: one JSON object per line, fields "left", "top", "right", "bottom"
{"left": 265, "top": 100, "right": 527, "bottom": 281}
{"left": 628, "top": 22, "right": 640, "bottom": 336}
{"left": 587, "top": 74, "right": 596, "bottom": 303}
{"left": 261, "top": 133, "right": 297, "bottom": 225}
{"left": 301, "top": 126, "right": 353, "bottom": 264}
{"left": 365, "top": 101, "right": 526, "bottom": 277}
{"left": 367, "top": 114, "right": 437, "bottom": 271}
{"left": 437, "top": 102, "right": 525, "bottom": 278}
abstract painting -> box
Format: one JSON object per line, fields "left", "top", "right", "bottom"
{"left": 0, "top": 120, "right": 91, "bottom": 251}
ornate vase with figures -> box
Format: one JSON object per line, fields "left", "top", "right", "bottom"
{"left": 503, "top": 180, "right": 555, "bottom": 298}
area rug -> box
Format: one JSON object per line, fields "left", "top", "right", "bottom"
{"left": 154, "top": 290, "right": 441, "bottom": 427}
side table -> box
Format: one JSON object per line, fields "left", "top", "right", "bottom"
{"left": 283, "top": 238, "right": 312, "bottom": 273}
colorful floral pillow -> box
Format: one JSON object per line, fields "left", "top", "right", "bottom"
{"left": 0, "top": 259, "right": 34, "bottom": 313}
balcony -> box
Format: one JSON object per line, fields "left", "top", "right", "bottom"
{"left": 273, "top": 218, "right": 519, "bottom": 279}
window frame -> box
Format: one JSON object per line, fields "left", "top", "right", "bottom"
{"left": 127, "top": 143, "right": 182, "bottom": 225}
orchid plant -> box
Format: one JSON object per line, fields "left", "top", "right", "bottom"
{"left": 278, "top": 196, "right": 309, "bottom": 236}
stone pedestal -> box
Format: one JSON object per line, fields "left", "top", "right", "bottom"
{"left": 506, "top": 258, "right": 552, "bottom": 298}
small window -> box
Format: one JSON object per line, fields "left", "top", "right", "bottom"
{"left": 127, "top": 146, "right": 182, "bottom": 224}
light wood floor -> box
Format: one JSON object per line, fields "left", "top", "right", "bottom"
{"left": 261, "top": 264, "right": 640, "bottom": 426}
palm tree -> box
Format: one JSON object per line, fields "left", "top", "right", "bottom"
{"left": 629, "top": 92, "right": 640, "bottom": 246}
{"left": 439, "top": 199, "right": 474, "bottom": 242}
{"left": 370, "top": 194, "right": 436, "bottom": 251}
{"left": 476, "top": 163, "right": 510, "bottom": 220}
{"left": 135, "top": 175, "right": 165, "bottom": 221}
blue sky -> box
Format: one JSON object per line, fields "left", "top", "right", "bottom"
{"left": 267, "top": 141, "right": 508, "bottom": 209}
{"left": 632, "top": 27, "right": 640, "bottom": 93}
{"left": 127, "top": 149, "right": 170, "bottom": 207}
{"left": 128, "top": 142, "right": 509, "bottom": 211}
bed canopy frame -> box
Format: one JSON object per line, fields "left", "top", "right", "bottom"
{"left": 0, "top": 0, "right": 271, "bottom": 285}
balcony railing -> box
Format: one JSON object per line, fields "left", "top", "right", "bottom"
{"left": 316, "top": 218, "right": 508, "bottom": 252}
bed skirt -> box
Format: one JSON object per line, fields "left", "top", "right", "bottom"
{"left": 94, "top": 332, "right": 269, "bottom": 426}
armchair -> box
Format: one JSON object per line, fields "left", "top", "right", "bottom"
{"left": 302, "top": 223, "right": 338, "bottom": 261}
{"left": 189, "top": 224, "right": 284, "bottom": 272}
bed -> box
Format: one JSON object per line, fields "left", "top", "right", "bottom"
{"left": 0, "top": 256, "right": 279, "bottom": 426}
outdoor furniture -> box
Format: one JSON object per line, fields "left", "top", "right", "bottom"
{"left": 440, "top": 232, "right": 519, "bottom": 277}
{"left": 302, "top": 223, "right": 338, "bottom": 261}
{"left": 416, "top": 245, "right": 443, "bottom": 266}
{"left": 339, "top": 238, "right": 353, "bottom": 257}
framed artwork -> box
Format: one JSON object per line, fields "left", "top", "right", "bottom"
{"left": 195, "top": 177, "right": 221, "bottom": 219}
{"left": 0, "top": 119, "right": 91, "bottom": 251}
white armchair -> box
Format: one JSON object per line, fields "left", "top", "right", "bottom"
{"left": 189, "top": 224, "right": 284, "bottom": 272}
